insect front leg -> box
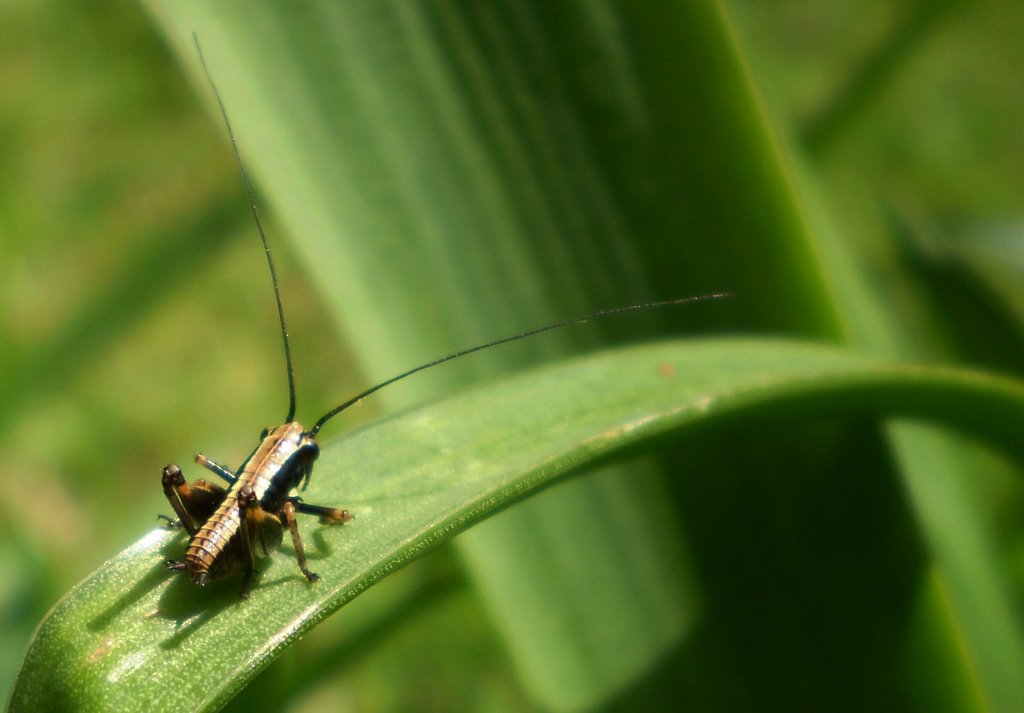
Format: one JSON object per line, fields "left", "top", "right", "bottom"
{"left": 288, "top": 497, "right": 353, "bottom": 524}
{"left": 161, "top": 464, "right": 227, "bottom": 535}
{"left": 281, "top": 501, "right": 322, "bottom": 583}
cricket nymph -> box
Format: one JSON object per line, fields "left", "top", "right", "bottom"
{"left": 184, "top": 424, "right": 320, "bottom": 586}
{"left": 163, "top": 422, "right": 351, "bottom": 595}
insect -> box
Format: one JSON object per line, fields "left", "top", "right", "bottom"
{"left": 162, "top": 35, "right": 729, "bottom": 598}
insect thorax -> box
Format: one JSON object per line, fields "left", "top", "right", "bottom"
{"left": 234, "top": 422, "right": 319, "bottom": 511}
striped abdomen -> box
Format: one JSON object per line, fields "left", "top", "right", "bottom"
{"left": 185, "top": 497, "right": 245, "bottom": 584}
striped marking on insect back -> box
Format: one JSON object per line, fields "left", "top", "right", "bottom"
{"left": 235, "top": 423, "right": 310, "bottom": 504}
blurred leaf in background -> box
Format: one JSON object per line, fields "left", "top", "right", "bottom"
{"left": 0, "top": 1, "right": 354, "bottom": 701}
{"left": 3, "top": 0, "right": 1024, "bottom": 711}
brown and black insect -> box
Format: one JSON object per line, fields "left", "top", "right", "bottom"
{"left": 161, "top": 37, "right": 355, "bottom": 597}
{"left": 162, "top": 36, "right": 729, "bottom": 597}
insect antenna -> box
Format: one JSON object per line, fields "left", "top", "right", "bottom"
{"left": 192, "top": 33, "right": 298, "bottom": 423}
{"left": 308, "top": 292, "right": 731, "bottom": 437}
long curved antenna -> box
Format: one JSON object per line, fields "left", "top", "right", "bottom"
{"left": 193, "top": 33, "right": 298, "bottom": 423}
{"left": 309, "top": 292, "right": 731, "bottom": 436}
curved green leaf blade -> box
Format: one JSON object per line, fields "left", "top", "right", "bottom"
{"left": 8, "top": 338, "right": 1024, "bottom": 712}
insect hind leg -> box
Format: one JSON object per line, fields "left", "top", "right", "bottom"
{"left": 161, "top": 464, "right": 227, "bottom": 536}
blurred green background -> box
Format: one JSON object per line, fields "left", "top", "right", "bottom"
{"left": 3, "top": 1, "right": 1024, "bottom": 711}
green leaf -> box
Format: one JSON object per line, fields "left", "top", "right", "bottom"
{"left": 8, "top": 338, "right": 1024, "bottom": 712}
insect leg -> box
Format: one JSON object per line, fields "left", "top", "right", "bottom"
{"left": 236, "top": 487, "right": 260, "bottom": 599}
{"left": 161, "top": 465, "right": 226, "bottom": 535}
{"left": 281, "top": 501, "right": 320, "bottom": 583}
{"left": 234, "top": 488, "right": 286, "bottom": 597}
{"left": 287, "top": 497, "right": 353, "bottom": 524}
{"left": 195, "top": 453, "right": 237, "bottom": 484}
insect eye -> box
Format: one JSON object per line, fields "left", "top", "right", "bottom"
{"left": 307, "top": 442, "right": 320, "bottom": 460}
{"left": 259, "top": 426, "right": 273, "bottom": 439}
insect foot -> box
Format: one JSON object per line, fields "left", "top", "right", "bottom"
{"left": 156, "top": 514, "right": 181, "bottom": 529}
{"left": 321, "top": 508, "right": 353, "bottom": 525}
